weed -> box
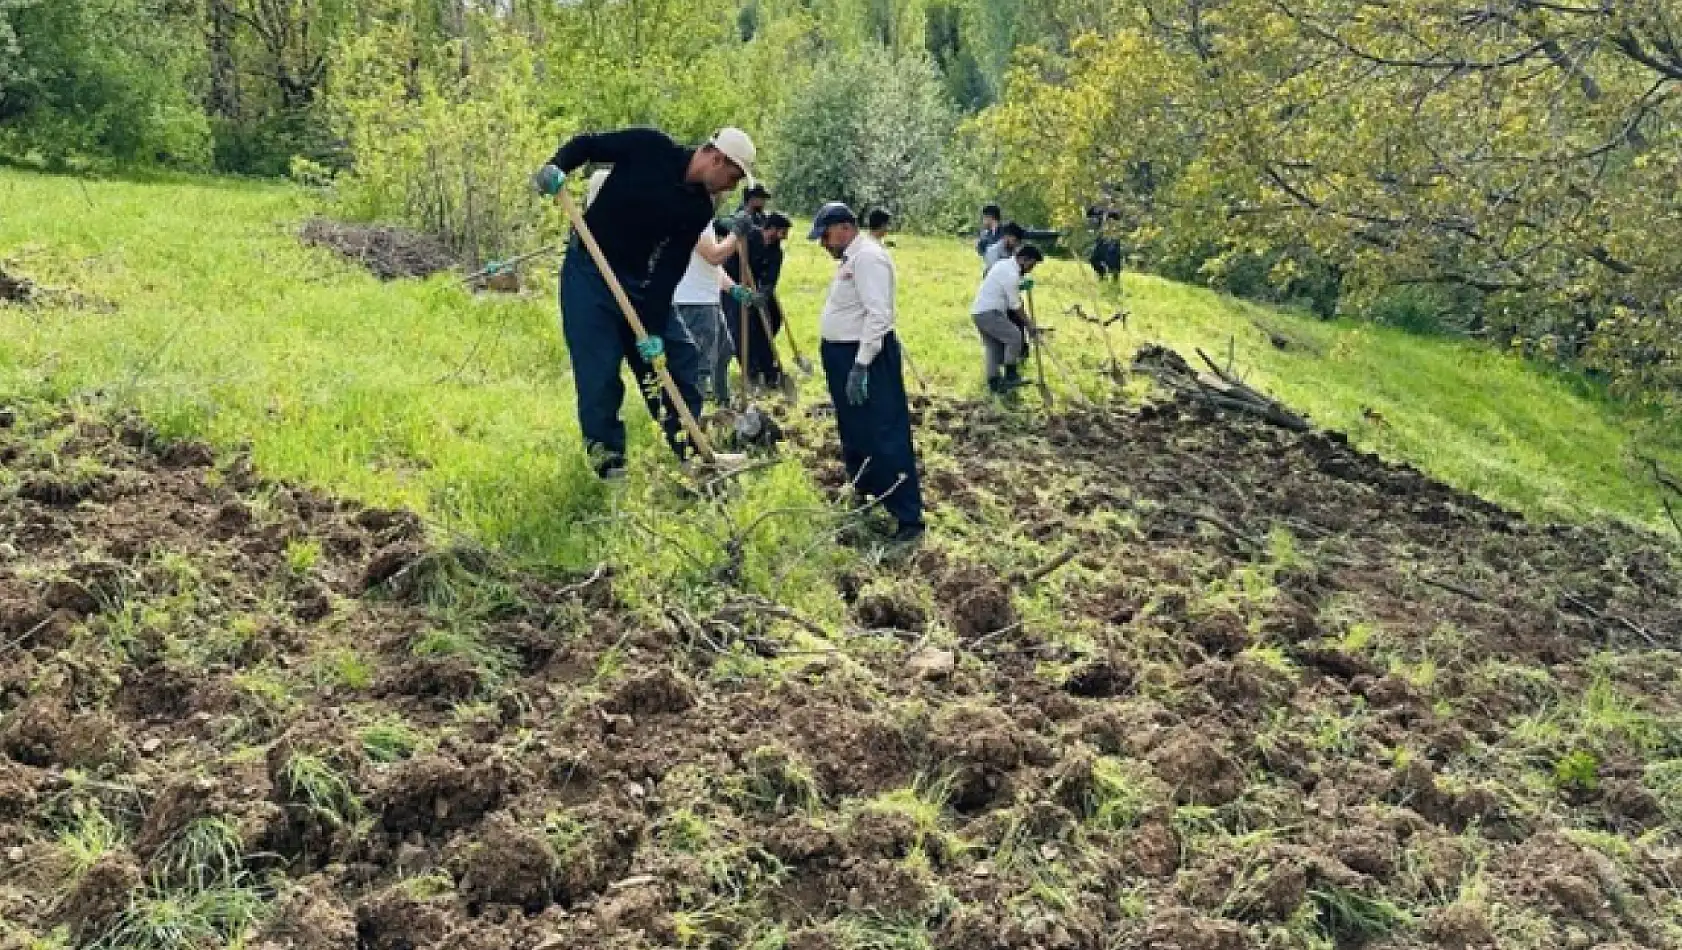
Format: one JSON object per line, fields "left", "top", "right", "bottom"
{"left": 742, "top": 746, "right": 821, "bottom": 814}
{"left": 543, "top": 810, "right": 591, "bottom": 861}
{"left": 1309, "top": 885, "right": 1409, "bottom": 942}
{"left": 279, "top": 753, "right": 362, "bottom": 827}
{"left": 359, "top": 717, "right": 428, "bottom": 763}
{"left": 659, "top": 808, "right": 714, "bottom": 853}
{"left": 282, "top": 537, "right": 322, "bottom": 578}
{"left": 826, "top": 915, "right": 936, "bottom": 950}
{"left": 411, "top": 626, "right": 513, "bottom": 687}
{"left": 397, "top": 869, "right": 455, "bottom": 900}
{"left": 91, "top": 881, "right": 266, "bottom": 950}
{"left": 231, "top": 666, "right": 297, "bottom": 718}
{"left": 56, "top": 800, "right": 126, "bottom": 882}
{"left": 1645, "top": 759, "right": 1682, "bottom": 822}
{"left": 1081, "top": 757, "right": 1163, "bottom": 831}
{"left": 1552, "top": 749, "right": 1600, "bottom": 794}
{"left": 314, "top": 648, "right": 375, "bottom": 690}
{"left": 153, "top": 816, "right": 243, "bottom": 892}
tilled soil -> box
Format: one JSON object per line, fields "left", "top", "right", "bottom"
{"left": 1, "top": 381, "right": 1680, "bottom": 950}
{"left": 298, "top": 218, "right": 459, "bottom": 281}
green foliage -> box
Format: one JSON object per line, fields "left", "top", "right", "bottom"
{"left": 1309, "top": 886, "right": 1409, "bottom": 943}
{"left": 90, "top": 882, "right": 266, "bottom": 950}
{"left": 1553, "top": 749, "right": 1601, "bottom": 795}
{"left": 359, "top": 717, "right": 427, "bottom": 762}
{"left": 984, "top": 0, "right": 1682, "bottom": 407}
{"left": 56, "top": 800, "right": 125, "bottom": 881}
{"left": 279, "top": 752, "right": 363, "bottom": 827}
{"left": 0, "top": 0, "right": 210, "bottom": 167}
{"left": 328, "top": 21, "right": 558, "bottom": 264}
{"left": 771, "top": 46, "right": 958, "bottom": 228}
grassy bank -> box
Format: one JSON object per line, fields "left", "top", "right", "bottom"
{"left": 1, "top": 165, "right": 1677, "bottom": 553}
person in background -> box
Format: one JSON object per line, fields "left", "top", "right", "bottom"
{"left": 532, "top": 126, "right": 754, "bottom": 477}
{"left": 866, "top": 208, "right": 893, "bottom": 243}
{"left": 976, "top": 203, "right": 1002, "bottom": 261}
{"left": 723, "top": 212, "right": 792, "bottom": 388}
{"left": 739, "top": 183, "right": 771, "bottom": 226}
{"left": 970, "top": 244, "right": 1044, "bottom": 393}
{"left": 810, "top": 201, "right": 924, "bottom": 545}
{"left": 672, "top": 219, "right": 749, "bottom": 407}
{"left": 982, "top": 221, "right": 1025, "bottom": 276}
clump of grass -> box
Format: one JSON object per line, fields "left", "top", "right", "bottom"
{"left": 410, "top": 626, "right": 513, "bottom": 687}
{"left": 1082, "top": 757, "right": 1163, "bottom": 831}
{"left": 282, "top": 537, "right": 322, "bottom": 578}
{"left": 1309, "top": 885, "right": 1410, "bottom": 943}
{"left": 279, "top": 753, "right": 363, "bottom": 827}
{"left": 153, "top": 816, "right": 243, "bottom": 892}
{"left": 359, "top": 717, "right": 428, "bottom": 763}
{"left": 57, "top": 800, "right": 126, "bottom": 882}
{"left": 1552, "top": 748, "right": 1600, "bottom": 795}
{"left": 742, "top": 746, "right": 821, "bottom": 814}
{"left": 315, "top": 648, "right": 375, "bottom": 690}
{"left": 543, "top": 810, "right": 592, "bottom": 861}
{"left": 659, "top": 808, "right": 714, "bottom": 854}
{"left": 90, "top": 882, "right": 266, "bottom": 950}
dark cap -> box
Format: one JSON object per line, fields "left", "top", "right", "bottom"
{"left": 745, "top": 183, "right": 771, "bottom": 199}
{"left": 1001, "top": 221, "right": 1026, "bottom": 240}
{"left": 1017, "top": 243, "right": 1045, "bottom": 263}
{"left": 807, "top": 202, "right": 856, "bottom": 240}
{"left": 982, "top": 203, "right": 1001, "bottom": 218}
{"left": 764, "top": 212, "right": 792, "bottom": 230}
{"left": 866, "top": 208, "right": 892, "bottom": 230}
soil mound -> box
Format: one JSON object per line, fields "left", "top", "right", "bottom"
{"left": 3, "top": 379, "right": 1681, "bottom": 950}
{"left": 298, "top": 218, "right": 457, "bottom": 280}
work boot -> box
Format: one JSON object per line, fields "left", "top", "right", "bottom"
{"left": 889, "top": 522, "right": 926, "bottom": 546}
{"left": 1001, "top": 364, "right": 1028, "bottom": 389}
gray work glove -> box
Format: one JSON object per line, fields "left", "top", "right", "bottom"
{"left": 532, "top": 164, "right": 566, "bottom": 198}
{"left": 845, "top": 364, "right": 870, "bottom": 405}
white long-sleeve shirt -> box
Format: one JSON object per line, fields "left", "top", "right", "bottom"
{"left": 971, "top": 256, "right": 1023, "bottom": 315}
{"left": 819, "top": 233, "right": 897, "bottom": 365}
{"left": 672, "top": 227, "right": 728, "bottom": 306}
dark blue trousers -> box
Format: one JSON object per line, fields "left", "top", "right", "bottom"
{"left": 821, "top": 334, "right": 924, "bottom": 528}
{"left": 560, "top": 244, "right": 704, "bottom": 471}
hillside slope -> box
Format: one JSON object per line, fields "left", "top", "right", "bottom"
{"left": 1, "top": 168, "right": 1681, "bottom": 950}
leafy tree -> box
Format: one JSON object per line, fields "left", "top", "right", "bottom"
{"left": 771, "top": 46, "right": 957, "bottom": 227}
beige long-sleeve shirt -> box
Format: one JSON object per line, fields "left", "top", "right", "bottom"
{"left": 818, "top": 233, "right": 897, "bottom": 366}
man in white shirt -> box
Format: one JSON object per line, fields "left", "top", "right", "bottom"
{"left": 971, "top": 244, "right": 1044, "bottom": 393}
{"left": 981, "top": 221, "right": 1024, "bottom": 276}
{"left": 811, "top": 202, "right": 924, "bottom": 544}
{"left": 671, "top": 220, "right": 756, "bottom": 406}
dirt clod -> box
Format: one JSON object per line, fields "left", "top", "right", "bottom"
{"left": 60, "top": 850, "right": 143, "bottom": 943}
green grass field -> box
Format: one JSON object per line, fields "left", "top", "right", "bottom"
{"left": 2, "top": 163, "right": 1677, "bottom": 585}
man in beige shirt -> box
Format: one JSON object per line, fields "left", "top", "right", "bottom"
{"left": 811, "top": 202, "right": 924, "bottom": 543}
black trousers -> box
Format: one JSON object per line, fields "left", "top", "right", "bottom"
{"left": 820, "top": 333, "right": 924, "bottom": 528}
{"left": 724, "top": 293, "right": 785, "bottom": 385}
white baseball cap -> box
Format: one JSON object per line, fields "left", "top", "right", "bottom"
{"left": 708, "top": 127, "right": 757, "bottom": 177}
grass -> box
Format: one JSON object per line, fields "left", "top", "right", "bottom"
{"left": 278, "top": 752, "right": 363, "bottom": 827}
{"left": 0, "top": 168, "right": 1675, "bottom": 616}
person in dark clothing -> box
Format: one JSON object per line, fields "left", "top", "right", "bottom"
{"left": 810, "top": 201, "right": 924, "bottom": 545}
{"left": 738, "top": 183, "right": 771, "bottom": 226}
{"left": 723, "top": 212, "right": 791, "bottom": 387}
{"left": 976, "top": 203, "right": 1002, "bottom": 260}
{"left": 866, "top": 208, "right": 892, "bottom": 242}
{"left": 533, "top": 126, "right": 755, "bottom": 477}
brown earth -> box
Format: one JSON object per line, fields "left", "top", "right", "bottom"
{"left": 1, "top": 371, "right": 1681, "bottom": 949}
{"left": 298, "top": 218, "right": 458, "bottom": 281}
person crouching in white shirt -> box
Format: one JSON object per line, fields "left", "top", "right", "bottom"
{"left": 810, "top": 202, "right": 925, "bottom": 545}
{"left": 970, "top": 244, "right": 1044, "bottom": 394}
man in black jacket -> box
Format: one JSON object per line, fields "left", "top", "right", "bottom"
{"left": 533, "top": 127, "right": 754, "bottom": 477}
{"left": 723, "top": 212, "right": 791, "bottom": 387}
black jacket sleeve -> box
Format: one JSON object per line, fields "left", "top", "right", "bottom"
{"left": 640, "top": 240, "right": 690, "bottom": 336}
{"left": 760, "top": 241, "right": 784, "bottom": 291}
{"left": 548, "top": 127, "right": 674, "bottom": 173}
